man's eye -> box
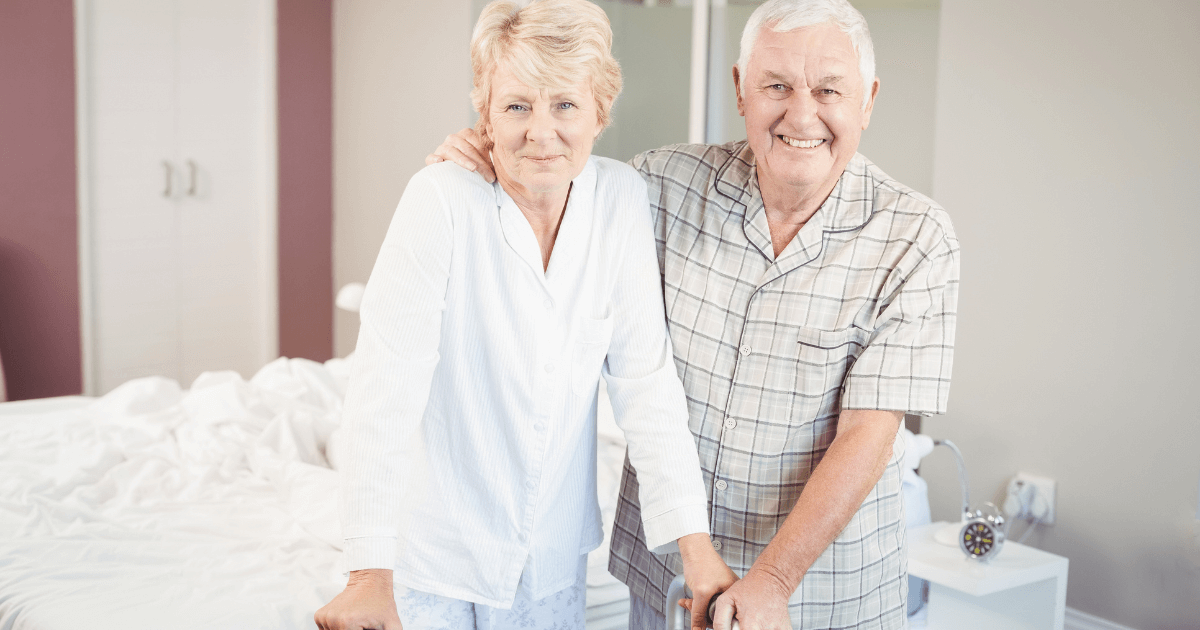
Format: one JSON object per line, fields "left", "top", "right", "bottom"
{"left": 506, "top": 104, "right": 528, "bottom": 112}
{"left": 769, "top": 84, "right": 788, "bottom": 91}
{"left": 557, "top": 102, "right": 576, "bottom": 110}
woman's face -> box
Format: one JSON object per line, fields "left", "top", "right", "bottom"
{"left": 486, "top": 64, "right": 602, "bottom": 199}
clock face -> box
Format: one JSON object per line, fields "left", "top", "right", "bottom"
{"left": 962, "top": 521, "right": 995, "bottom": 558}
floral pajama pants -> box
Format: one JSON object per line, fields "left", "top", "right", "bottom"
{"left": 393, "top": 555, "right": 587, "bottom": 630}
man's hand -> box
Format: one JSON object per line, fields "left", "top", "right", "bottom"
{"left": 675, "top": 533, "right": 739, "bottom": 630}
{"left": 315, "top": 569, "right": 404, "bottom": 630}
{"left": 708, "top": 566, "right": 793, "bottom": 630}
{"left": 703, "top": 408, "right": 901, "bottom": 630}
{"left": 425, "top": 128, "right": 496, "bottom": 183}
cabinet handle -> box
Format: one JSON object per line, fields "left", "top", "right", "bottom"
{"left": 187, "top": 160, "right": 198, "bottom": 196}
{"left": 162, "top": 160, "right": 173, "bottom": 197}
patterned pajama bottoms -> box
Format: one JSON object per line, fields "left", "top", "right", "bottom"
{"left": 393, "top": 554, "right": 587, "bottom": 630}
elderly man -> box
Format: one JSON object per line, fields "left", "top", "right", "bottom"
{"left": 430, "top": 0, "right": 958, "bottom": 628}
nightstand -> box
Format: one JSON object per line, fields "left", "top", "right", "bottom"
{"left": 908, "top": 521, "right": 1069, "bottom": 630}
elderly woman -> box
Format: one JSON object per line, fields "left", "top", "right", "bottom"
{"left": 315, "top": 1, "right": 735, "bottom": 629}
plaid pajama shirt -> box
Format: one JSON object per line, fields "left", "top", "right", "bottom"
{"left": 608, "top": 141, "right": 959, "bottom": 630}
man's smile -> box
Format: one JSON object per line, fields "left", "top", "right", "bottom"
{"left": 777, "top": 134, "right": 826, "bottom": 149}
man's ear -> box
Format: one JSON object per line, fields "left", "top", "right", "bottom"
{"left": 733, "top": 65, "right": 745, "bottom": 116}
{"left": 861, "top": 77, "right": 880, "bottom": 129}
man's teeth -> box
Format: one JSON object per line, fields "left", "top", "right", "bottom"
{"left": 779, "top": 135, "right": 824, "bottom": 148}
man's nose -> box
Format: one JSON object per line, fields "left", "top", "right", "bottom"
{"left": 783, "top": 91, "right": 820, "bottom": 128}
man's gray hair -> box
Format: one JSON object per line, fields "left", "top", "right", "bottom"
{"left": 737, "top": 0, "right": 876, "bottom": 109}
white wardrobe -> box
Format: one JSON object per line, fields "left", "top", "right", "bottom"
{"left": 76, "top": 0, "right": 277, "bottom": 395}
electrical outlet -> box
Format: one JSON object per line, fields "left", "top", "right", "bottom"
{"left": 1010, "top": 472, "right": 1056, "bottom": 525}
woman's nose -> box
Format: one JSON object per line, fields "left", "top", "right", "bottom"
{"left": 526, "top": 107, "right": 558, "bottom": 142}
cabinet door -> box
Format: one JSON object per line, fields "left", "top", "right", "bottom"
{"left": 175, "top": 0, "right": 274, "bottom": 385}
{"left": 85, "top": 0, "right": 181, "bottom": 394}
{"left": 83, "top": 0, "right": 275, "bottom": 393}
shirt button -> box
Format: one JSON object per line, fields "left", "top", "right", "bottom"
{"left": 712, "top": 539, "right": 723, "bottom": 551}
{"left": 544, "top": 363, "right": 555, "bottom": 373}
{"left": 519, "top": 532, "right": 528, "bottom": 544}
{"left": 543, "top": 298, "right": 553, "bottom": 310}
{"left": 533, "top": 423, "right": 545, "bottom": 432}
{"left": 723, "top": 418, "right": 737, "bottom": 430}
{"left": 526, "top": 479, "right": 536, "bottom": 490}
{"left": 715, "top": 479, "right": 728, "bottom": 491}
{"left": 740, "top": 344, "right": 752, "bottom": 356}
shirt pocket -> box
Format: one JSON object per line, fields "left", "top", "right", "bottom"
{"left": 794, "top": 325, "right": 870, "bottom": 400}
{"left": 571, "top": 316, "right": 614, "bottom": 396}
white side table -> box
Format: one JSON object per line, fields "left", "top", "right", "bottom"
{"left": 908, "top": 522, "right": 1069, "bottom": 630}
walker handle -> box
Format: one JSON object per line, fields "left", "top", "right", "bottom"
{"left": 665, "top": 575, "right": 740, "bottom": 630}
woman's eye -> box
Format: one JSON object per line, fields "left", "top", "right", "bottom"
{"left": 557, "top": 102, "right": 576, "bottom": 110}
{"left": 506, "top": 104, "right": 528, "bottom": 112}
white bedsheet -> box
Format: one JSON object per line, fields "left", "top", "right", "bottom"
{"left": 0, "top": 358, "right": 631, "bottom": 629}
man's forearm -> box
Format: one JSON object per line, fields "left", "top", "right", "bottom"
{"left": 746, "top": 409, "right": 904, "bottom": 594}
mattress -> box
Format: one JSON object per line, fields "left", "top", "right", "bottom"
{"left": 0, "top": 358, "right": 632, "bottom": 629}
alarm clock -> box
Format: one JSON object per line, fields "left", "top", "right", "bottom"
{"left": 934, "top": 439, "right": 1008, "bottom": 562}
{"left": 959, "top": 503, "right": 1006, "bottom": 561}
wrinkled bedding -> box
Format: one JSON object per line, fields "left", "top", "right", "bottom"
{"left": 0, "top": 357, "right": 630, "bottom": 629}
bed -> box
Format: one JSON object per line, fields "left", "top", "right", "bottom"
{"left": 0, "top": 356, "right": 632, "bottom": 629}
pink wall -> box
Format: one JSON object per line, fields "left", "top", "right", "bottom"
{"left": 0, "top": 0, "right": 82, "bottom": 401}
{"left": 277, "top": 0, "right": 334, "bottom": 362}
{"left": 0, "top": 1, "right": 334, "bottom": 400}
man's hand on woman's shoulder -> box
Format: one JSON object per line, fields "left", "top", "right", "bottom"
{"left": 315, "top": 569, "right": 404, "bottom": 630}
{"left": 426, "top": 128, "right": 496, "bottom": 183}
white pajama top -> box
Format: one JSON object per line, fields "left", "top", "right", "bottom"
{"left": 338, "top": 157, "right": 710, "bottom": 607}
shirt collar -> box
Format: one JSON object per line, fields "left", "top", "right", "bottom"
{"left": 493, "top": 158, "right": 597, "bottom": 284}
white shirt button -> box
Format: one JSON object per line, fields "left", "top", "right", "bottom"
{"left": 518, "top": 531, "right": 528, "bottom": 544}
{"left": 712, "top": 539, "right": 723, "bottom": 551}
{"left": 533, "top": 423, "right": 545, "bottom": 432}
{"left": 740, "top": 344, "right": 752, "bottom": 356}
{"left": 543, "top": 298, "right": 553, "bottom": 310}
{"left": 544, "top": 363, "right": 555, "bottom": 373}
{"left": 715, "top": 479, "right": 728, "bottom": 491}
{"left": 724, "top": 418, "right": 737, "bottom": 430}
{"left": 526, "top": 479, "right": 536, "bottom": 490}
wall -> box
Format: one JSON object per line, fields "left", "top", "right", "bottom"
{"left": 591, "top": 1, "right": 692, "bottom": 163}
{"left": 278, "top": 0, "right": 334, "bottom": 362}
{"left": 853, "top": 4, "right": 939, "bottom": 196}
{"left": 332, "top": 0, "right": 474, "bottom": 357}
{"left": 924, "top": 1, "right": 1200, "bottom": 627}
{"left": 0, "top": 0, "right": 82, "bottom": 400}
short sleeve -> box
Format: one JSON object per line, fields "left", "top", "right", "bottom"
{"left": 842, "top": 214, "right": 960, "bottom": 416}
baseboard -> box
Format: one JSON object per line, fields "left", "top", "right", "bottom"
{"left": 1065, "top": 607, "right": 1139, "bottom": 630}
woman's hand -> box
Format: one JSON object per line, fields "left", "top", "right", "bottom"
{"left": 315, "top": 569, "right": 404, "bottom": 630}
{"left": 425, "top": 128, "right": 496, "bottom": 183}
{"left": 676, "top": 533, "right": 739, "bottom": 630}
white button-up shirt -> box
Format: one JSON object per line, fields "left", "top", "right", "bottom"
{"left": 339, "top": 157, "right": 710, "bottom": 607}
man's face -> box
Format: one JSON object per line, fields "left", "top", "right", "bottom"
{"left": 735, "top": 23, "right": 878, "bottom": 198}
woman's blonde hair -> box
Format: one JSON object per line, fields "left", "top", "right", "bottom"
{"left": 470, "top": 0, "right": 622, "bottom": 144}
